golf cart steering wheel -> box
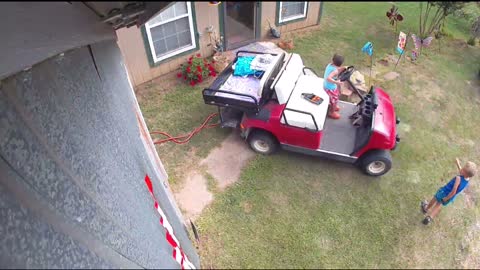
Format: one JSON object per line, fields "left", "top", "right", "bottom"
{"left": 338, "top": 66, "right": 366, "bottom": 102}
{"left": 338, "top": 66, "right": 354, "bottom": 82}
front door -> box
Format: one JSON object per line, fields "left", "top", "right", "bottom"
{"left": 222, "top": 2, "right": 259, "bottom": 50}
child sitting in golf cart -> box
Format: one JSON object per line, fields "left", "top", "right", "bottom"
{"left": 323, "top": 54, "right": 347, "bottom": 119}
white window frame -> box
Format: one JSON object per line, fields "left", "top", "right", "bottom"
{"left": 278, "top": 1, "right": 308, "bottom": 24}
{"left": 145, "top": 2, "right": 196, "bottom": 63}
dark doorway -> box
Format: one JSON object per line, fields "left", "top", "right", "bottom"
{"left": 223, "top": 2, "right": 259, "bottom": 50}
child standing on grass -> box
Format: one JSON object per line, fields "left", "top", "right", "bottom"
{"left": 323, "top": 53, "right": 346, "bottom": 120}
{"left": 421, "top": 158, "right": 477, "bottom": 225}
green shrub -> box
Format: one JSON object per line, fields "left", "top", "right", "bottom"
{"left": 440, "top": 27, "right": 454, "bottom": 38}
{"left": 178, "top": 54, "right": 217, "bottom": 86}
{"left": 467, "top": 36, "right": 476, "bottom": 46}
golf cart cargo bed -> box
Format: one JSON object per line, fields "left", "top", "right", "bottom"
{"left": 202, "top": 50, "right": 285, "bottom": 113}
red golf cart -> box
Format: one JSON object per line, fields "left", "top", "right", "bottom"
{"left": 202, "top": 51, "right": 400, "bottom": 176}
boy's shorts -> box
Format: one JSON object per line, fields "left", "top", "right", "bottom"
{"left": 434, "top": 189, "right": 452, "bottom": 206}
{"left": 325, "top": 88, "right": 339, "bottom": 106}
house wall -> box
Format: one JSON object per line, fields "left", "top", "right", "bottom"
{"left": 116, "top": 2, "right": 220, "bottom": 87}
{"left": 0, "top": 39, "right": 200, "bottom": 269}
{"left": 117, "top": 1, "right": 322, "bottom": 87}
{"left": 260, "top": 2, "right": 321, "bottom": 39}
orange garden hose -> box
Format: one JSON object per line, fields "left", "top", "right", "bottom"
{"left": 151, "top": 113, "right": 220, "bottom": 145}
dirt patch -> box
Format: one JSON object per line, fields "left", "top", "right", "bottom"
{"left": 172, "top": 131, "right": 256, "bottom": 221}
{"left": 174, "top": 171, "right": 213, "bottom": 221}
{"left": 384, "top": 71, "right": 400, "bottom": 81}
{"left": 411, "top": 74, "right": 446, "bottom": 102}
{"left": 268, "top": 191, "right": 289, "bottom": 207}
{"left": 398, "top": 122, "right": 411, "bottom": 134}
{"left": 464, "top": 190, "right": 476, "bottom": 208}
{"left": 459, "top": 138, "right": 476, "bottom": 148}
{"left": 162, "top": 146, "right": 200, "bottom": 190}
{"left": 452, "top": 39, "right": 469, "bottom": 49}
{"left": 406, "top": 170, "right": 421, "bottom": 184}
{"left": 461, "top": 182, "right": 480, "bottom": 268}
{"left": 378, "top": 59, "right": 389, "bottom": 66}
{"left": 309, "top": 180, "right": 324, "bottom": 191}
{"left": 383, "top": 54, "right": 401, "bottom": 65}
{"left": 464, "top": 181, "right": 478, "bottom": 208}
{"left": 201, "top": 131, "right": 256, "bottom": 190}
{"left": 461, "top": 221, "right": 480, "bottom": 269}
{"left": 242, "top": 201, "right": 253, "bottom": 213}
{"left": 135, "top": 71, "right": 180, "bottom": 102}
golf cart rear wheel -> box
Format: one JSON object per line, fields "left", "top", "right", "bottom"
{"left": 248, "top": 130, "right": 278, "bottom": 155}
{"left": 360, "top": 150, "right": 392, "bottom": 176}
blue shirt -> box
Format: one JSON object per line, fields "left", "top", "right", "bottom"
{"left": 440, "top": 175, "right": 469, "bottom": 203}
{"left": 323, "top": 63, "right": 338, "bottom": 91}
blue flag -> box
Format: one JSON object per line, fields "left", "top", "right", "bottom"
{"left": 362, "top": 42, "right": 373, "bottom": 56}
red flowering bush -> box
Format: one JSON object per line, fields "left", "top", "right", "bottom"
{"left": 177, "top": 53, "right": 216, "bottom": 86}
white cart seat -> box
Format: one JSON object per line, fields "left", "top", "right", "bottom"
{"left": 280, "top": 75, "right": 330, "bottom": 131}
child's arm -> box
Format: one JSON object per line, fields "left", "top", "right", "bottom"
{"left": 455, "top": 158, "right": 462, "bottom": 172}
{"left": 327, "top": 70, "right": 342, "bottom": 86}
{"left": 442, "top": 176, "right": 461, "bottom": 202}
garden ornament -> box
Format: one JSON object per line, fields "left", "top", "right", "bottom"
{"left": 361, "top": 42, "right": 373, "bottom": 56}
{"left": 267, "top": 19, "right": 281, "bottom": 38}
{"left": 411, "top": 34, "right": 433, "bottom": 54}
{"left": 361, "top": 42, "right": 374, "bottom": 87}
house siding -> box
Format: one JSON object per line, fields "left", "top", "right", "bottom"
{"left": 261, "top": 1, "right": 320, "bottom": 39}
{"left": 117, "top": 1, "right": 321, "bottom": 87}
{"left": 116, "top": 2, "right": 220, "bottom": 87}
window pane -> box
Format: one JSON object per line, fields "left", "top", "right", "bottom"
{"left": 165, "top": 35, "right": 179, "bottom": 51}
{"left": 150, "top": 26, "right": 165, "bottom": 43}
{"left": 147, "top": 3, "right": 195, "bottom": 60}
{"left": 282, "top": 2, "right": 305, "bottom": 21}
{"left": 173, "top": 2, "right": 188, "bottom": 17}
{"left": 148, "top": 4, "right": 173, "bottom": 26}
{"left": 153, "top": 40, "right": 167, "bottom": 57}
{"left": 162, "top": 21, "right": 177, "bottom": 37}
{"left": 147, "top": 2, "right": 188, "bottom": 26}
{"left": 148, "top": 14, "right": 162, "bottom": 27}
{"left": 160, "top": 5, "right": 175, "bottom": 21}
{"left": 178, "top": 31, "right": 192, "bottom": 47}
{"left": 175, "top": 17, "right": 190, "bottom": 33}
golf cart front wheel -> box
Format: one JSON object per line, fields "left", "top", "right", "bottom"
{"left": 248, "top": 130, "right": 278, "bottom": 155}
{"left": 359, "top": 150, "right": 392, "bottom": 176}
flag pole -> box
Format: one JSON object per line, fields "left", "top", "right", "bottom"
{"left": 361, "top": 42, "right": 374, "bottom": 90}
{"left": 369, "top": 54, "right": 373, "bottom": 88}
{"left": 395, "top": 31, "right": 410, "bottom": 70}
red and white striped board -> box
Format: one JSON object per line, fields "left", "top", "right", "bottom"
{"left": 144, "top": 175, "right": 196, "bottom": 269}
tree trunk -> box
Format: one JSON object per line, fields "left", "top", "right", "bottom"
{"left": 422, "top": 3, "right": 432, "bottom": 38}
{"left": 419, "top": 2, "right": 423, "bottom": 36}
{"left": 428, "top": 8, "right": 444, "bottom": 37}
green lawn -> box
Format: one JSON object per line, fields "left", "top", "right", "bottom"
{"left": 138, "top": 2, "right": 480, "bottom": 268}
{"left": 137, "top": 82, "right": 231, "bottom": 186}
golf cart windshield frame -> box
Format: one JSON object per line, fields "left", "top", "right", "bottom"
{"left": 351, "top": 86, "right": 377, "bottom": 155}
